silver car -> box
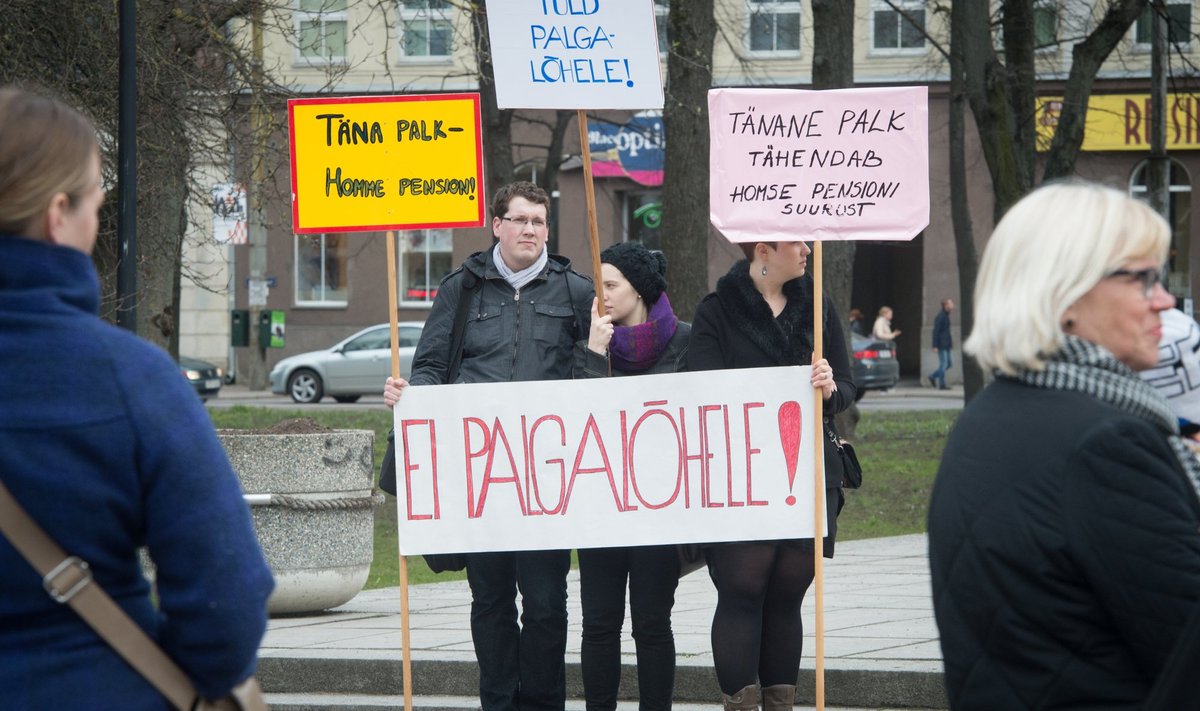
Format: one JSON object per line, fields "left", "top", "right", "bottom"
{"left": 269, "top": 322, "right": 424, "bottom": 403}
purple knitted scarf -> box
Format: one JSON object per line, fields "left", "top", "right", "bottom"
{"left": 610, "top": 293, "right": 678, "bottom": 372}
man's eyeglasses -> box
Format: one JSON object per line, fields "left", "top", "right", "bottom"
{"left": 1104, "top": 266, "right": 1165, "bottom": 299}
{"left": 500, "top": 216, "right": 548, "bottom": 230}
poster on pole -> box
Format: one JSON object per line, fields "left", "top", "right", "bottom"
{"left": 392, "top": 367, "right": 824, "bottom": 555}
{"left": 709, "top": 86, "right": 929, "bottom": 243}
{"left": 288, "top": 93, "right": 485, "bottom": 233}
{"left": 211, "top": 183, "right": 247, "bottom": 244}
{"left": 485, "top": 0, "right": 664, "bottom": 109}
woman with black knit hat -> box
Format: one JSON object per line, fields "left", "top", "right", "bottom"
{"left": 575, "top": 240, "right": 690, "bottom": 711}
{"left": 688, "top": 240, "right": 855, "bottom": 711}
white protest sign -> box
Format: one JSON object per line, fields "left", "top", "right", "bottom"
{"left": 392, "top": 367, "right": 824, "bottom": 555}
{"left": 485, "top": 0, "right": 664, "bottom": 110}
{"left": 709, "top": 86, "right": 929, "bottom": 243}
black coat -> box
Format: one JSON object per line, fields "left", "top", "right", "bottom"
{"left": 688, "top": 261, "right": 855, "bottom": 489}
{"left": 929, "top": 378, "right": 1200, "bottom": 710}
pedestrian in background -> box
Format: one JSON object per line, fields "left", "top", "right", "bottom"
{"left": 928, "top": 298, "right": 954, "bottom": 389}
{"left": 929, "top": 181, "right": 1200, "bottom": 709}
{"left": 848, "top": 308, "right": 868, "bottom": 337}
{"left": 872, "top": 306, "right": 901, "bottom": 341}
{"left": 576, "top": 241, "right": 690, "bottom": 711}
{"left": 0, "top": 86, "right": 273, "bottom": 710}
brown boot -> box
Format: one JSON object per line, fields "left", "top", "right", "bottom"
{"left": 721, "top": 683, "right": 760, "bottom": 711}
{"left": 761, "top": 684, "right": 796, "bottom": 711}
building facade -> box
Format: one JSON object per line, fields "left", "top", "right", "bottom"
{"left": 179, "top": 0, "right": 1200, "bottom": 386}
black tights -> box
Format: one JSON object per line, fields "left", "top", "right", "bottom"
{"left": 708, "top": 541, "right": 816, "bottom": 694}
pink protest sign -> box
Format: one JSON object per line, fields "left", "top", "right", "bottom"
{"left": 392, "top": 367, "right": 823, "bottom": 555}
{"left": 709, "top": 86, "right": 929, "bottom": 243}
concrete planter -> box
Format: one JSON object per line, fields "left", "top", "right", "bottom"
{"left": 218, "top": 429, "right": 380, "bottom": 615}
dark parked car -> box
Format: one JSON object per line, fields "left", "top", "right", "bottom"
{"left": 850, "top": 333, "right": 900, "bottom": 399}
{"left": 179, "top": 355, "right": 224, "bottom": 401}
{"left": 269, "top": 322, "right": 424, "bottom": 404}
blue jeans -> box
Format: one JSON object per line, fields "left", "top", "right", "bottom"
{"left": 579, "top": 545, "right": 680, "bottom": 711}
{"left": 466, "top": 549, "right": 570, "bottom": 711}
{"left": 930, "top": 348, "right": 952, "bottom": 387}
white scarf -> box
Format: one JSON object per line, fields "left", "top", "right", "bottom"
{"left": 493, "top": 243, "right": 547, "bottom": 291}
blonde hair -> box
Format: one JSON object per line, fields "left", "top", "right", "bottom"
{"left": 0, "top": 87, "right": 99, "bottom": 236}
{"left": 965, "top": 181, "right": 1170, "bottom": 374}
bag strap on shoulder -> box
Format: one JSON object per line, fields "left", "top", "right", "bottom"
{"left": 0, "top": 480, "right": 246, "bottom": 711}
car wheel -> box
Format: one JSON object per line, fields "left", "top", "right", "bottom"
{"left": 288, "top": 369, "right": 324, "bottom": 404}
{"left": 333, "top": 395, "right": 361, "bottom": 404}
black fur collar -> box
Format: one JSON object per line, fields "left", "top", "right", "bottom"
{"left": 714, "top": 260, "right": 814, "bottom": 365}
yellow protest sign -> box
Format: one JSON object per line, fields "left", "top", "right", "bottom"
{"left": 288, "top": 94, "right": 485, "bottom": 233}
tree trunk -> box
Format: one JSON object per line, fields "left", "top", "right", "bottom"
{"left": 812, "top": 0, "right": 858, "bottom": 436}
{"left": 660, "top": 0, "right": 716, "bottom": 321}
{"left": 949, "top": 2, "right": 984, "bottom": 401}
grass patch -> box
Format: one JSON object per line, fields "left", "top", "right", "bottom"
{"left": 209, "top": 406, "right": 958, "bottom": 589}
{"left": 838, "top": 409, "right": 958, "bottom": 541}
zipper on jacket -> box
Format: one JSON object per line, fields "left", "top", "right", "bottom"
{"left": 511, "top": 288, "right": 521, "bottom": 375}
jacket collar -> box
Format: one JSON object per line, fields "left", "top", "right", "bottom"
{"left": 463, "top": 248, "right": 572, "bottom": 281}
{"left": 0, "top": 234, "right": 101, "bottom": 316}
{"left": 714, "top": 259, "right": 814, "bottom": 364}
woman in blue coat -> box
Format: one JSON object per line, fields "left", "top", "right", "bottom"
{"left": 0, "top": 87, "right": 273, "bottom": 710}
{"left": 575, "top": 241, "right": 690, "bottom": 710}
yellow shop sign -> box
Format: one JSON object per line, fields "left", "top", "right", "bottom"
{"left": 1037, "top": 93, "right": 1200, "bottom": 151}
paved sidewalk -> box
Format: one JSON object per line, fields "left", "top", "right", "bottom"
{"left": 259, "top": 534, "right": 945, "bottom": 708}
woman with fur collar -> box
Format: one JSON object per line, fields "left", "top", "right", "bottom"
{"left": 688, "top": 240, "right": 855, "bottom": 711}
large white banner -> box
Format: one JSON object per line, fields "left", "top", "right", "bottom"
{"left": 485, "top": 0, "right": 664, "bottom": 110}
{"left": 392, "top": 367, "right": 825, "bottom": 555}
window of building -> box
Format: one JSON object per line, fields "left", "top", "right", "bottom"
{"left": 1130, "top": 159, "right": 1193, "bottom": 299}
{"left": 872, "top": 0, "right": 926, "bottom": 51}
{"left": 1033, "top": 0, "right": 1058, "bottom": 49}
{"left": 399, "top": 228, "right": 453, "bottom": 305}
{"left": 655, "top": 0, "right": 670, "bottom": 55}
{"left": 295, "top": 233, "right": 349, "bottom": 305}
{"left": 1135, "top": 0, "right": 1192, "bottom": 46}
{"left": 622, "top": 191, "right": 662, "bottom": 250}
{"left": 747, "top": 0, "right": 800, "bottom": 54}
{"left": 297, "top": 0, "right": 348, "bottom": 63}
{"left": 398, "top": 0, "right": 453, "bottom": 59}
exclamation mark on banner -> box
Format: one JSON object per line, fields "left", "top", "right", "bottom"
{"left": 777, "top": 401, "right": 802, "bottom": 506}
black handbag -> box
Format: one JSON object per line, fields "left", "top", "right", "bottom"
{"left": 826, "top": 424, "right": 863, "bottom": 489}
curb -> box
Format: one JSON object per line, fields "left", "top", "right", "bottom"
{"left": 257, "top": 656, "right": 948, "bottom": 709}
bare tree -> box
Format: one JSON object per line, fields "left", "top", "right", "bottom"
{"left": 950, "top": 0, "right": 1147, "bottom": 399}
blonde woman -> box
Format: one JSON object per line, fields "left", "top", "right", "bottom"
{"left": 929, "top": 181, "right": 1200, "bottom": 708}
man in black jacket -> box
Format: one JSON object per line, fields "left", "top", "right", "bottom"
{"left": 928, "top": 298, "right": 953, "bottom": 390}
{"left": 385, "top": 181, "right": 592, "bottom": 711}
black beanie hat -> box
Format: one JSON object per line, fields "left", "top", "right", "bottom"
{"left": 600, "top": 241, "right": 667, "bottom": 305}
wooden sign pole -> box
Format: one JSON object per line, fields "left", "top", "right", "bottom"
{"left": 386, "top": 231, "right": 415, "bottom": 711}
{"left": 812, "top": 240, "right": 826, "bottom": 711}
{"left": 576, "top": 109, "right": 606, "bottom": 317}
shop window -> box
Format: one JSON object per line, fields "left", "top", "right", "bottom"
{"left": 1131, "top": 158, "right": 1193, "bottom": 299}
{"left": 622, "top": 191, "right": 662, "bottom": 250}
{"left": 295, "top": 233, "right": 349, "bottom": 305}
{"left": 399, "top": 228, "right": 453, "bottom": 305}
